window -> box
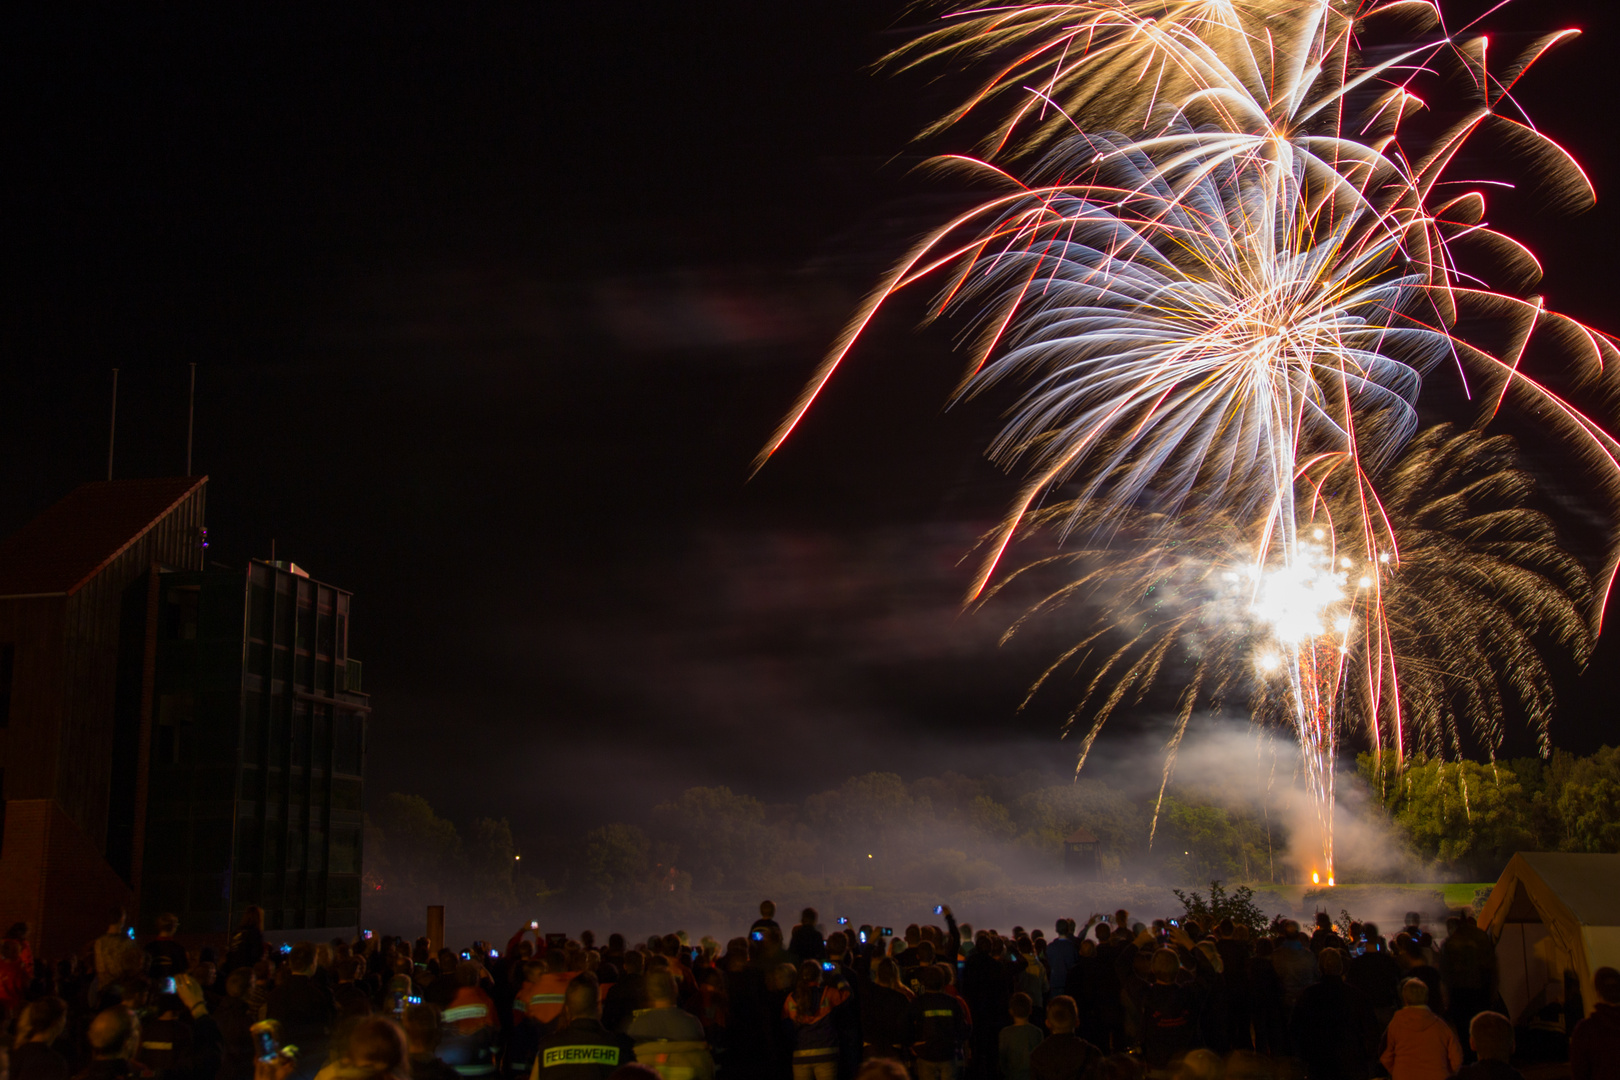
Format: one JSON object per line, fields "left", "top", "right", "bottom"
{"left": 156, "top": 693, "right": 195, "bottom": 766}
{"left": 162, "top": 587, "right": 200, "bottom": 640}
{"left": 291, "top": 703, "right": 310, "bottom": 769}
{"left": 333, "top": 712, "right": 362, "bottom": 776}
{"left": 0, "top": 643, "right": 13, "bottom": 727}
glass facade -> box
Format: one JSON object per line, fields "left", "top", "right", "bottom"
{"left": 141, "top": 561, "right": 368, "bottom": 933}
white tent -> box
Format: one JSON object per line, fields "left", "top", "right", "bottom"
{"left": 1477, "top": 852, "right": 1620, "bottom": 1021}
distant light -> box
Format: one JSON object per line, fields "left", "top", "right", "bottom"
{"left": 1358, "top": 576, "right": 1371, "bottom": 588}
{"left": 1379, "top": 553, "right": 1391, "bottom": 564}
{"left": 1313, "top": 529, "right": 1325, "bottom": 540}
{"left": 867, "top": 854, "right": 873, "bottom": 859}
{"left": 514, "top": 855, "right": 520, "bottom": 861}
{"left": 1312, "top": 871, "right": 1320, "bottom": 884}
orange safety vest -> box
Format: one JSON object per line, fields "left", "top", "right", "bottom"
{"left": 443, "top": 986, "right": 498, "bottom": 1035}
{"left": 518, "top": 971, "right": 575, "bottom": 1026}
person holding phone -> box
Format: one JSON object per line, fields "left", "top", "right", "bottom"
{"left": 145, "top": 913, "right": 190, "bottom": 984}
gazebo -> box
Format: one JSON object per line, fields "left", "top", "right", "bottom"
{"left": 1064, "top": 826, "right": 1102, "bottom": 880}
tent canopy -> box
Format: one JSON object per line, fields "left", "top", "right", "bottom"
{"left": 1478, "top": 852, "right": 1620, "bottom": 1021}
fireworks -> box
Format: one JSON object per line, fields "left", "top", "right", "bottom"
{"left": 762, "top": 0, "right": 1619, "bottom": 877}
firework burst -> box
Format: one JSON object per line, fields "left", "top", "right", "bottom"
{"left": 760, "top": 0, "right": 1619, "bottom": 876}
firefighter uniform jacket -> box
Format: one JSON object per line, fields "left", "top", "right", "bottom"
{"left": 528, "top": 1019, "right": 636, "bottom": 1080}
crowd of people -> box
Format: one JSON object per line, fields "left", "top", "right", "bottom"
{"left": 2, "top": 899, "right": 1619, "bottom": 1080}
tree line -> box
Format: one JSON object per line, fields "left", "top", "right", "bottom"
{"left": 360, "top": 747, "right": 1620, "bottom": 925}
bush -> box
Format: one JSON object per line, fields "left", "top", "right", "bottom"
{"left": 1173, "top": 880, "right": 1269, "bottom": 933}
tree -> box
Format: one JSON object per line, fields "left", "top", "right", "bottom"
{"left": 372, "top": 793, "right": 461, "bottom": 893}
{"left": 1151, "top": 797, "right": 1269, "bottom": 883}
{"left": 1363, "top": 757, "right": 1535, "bottom": 878}
{"left": 1553, "top": 747, "right": 1620, "bottom": 851}
{"left": 465, "top": 816, "right": 519, "bottom": 911}
{"left": 579, "top": 823, "right": 653, "bottom": 913}
{"left": 651, "top": 786, "right": 775, "bottom": 889}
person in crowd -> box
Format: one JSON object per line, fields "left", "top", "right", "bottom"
{"left": 1290, "top": 948, "right": 1376, "bottom": 1080}
{"left": 1214, "top": 920, "right": 1253, "bottom": 1053}
{"left": 1046, "top": 921, "right": 1079, "bottom": 997}
{"left": 962, "top": 932, "right": 1009, "bottom": 1078}
{"left": 1011, "top": 939, "right": 1049, "bottom": 1023}
{"left": 11, "top": 997, "right": 70, "bottom": 1080}
{"left": 266, "top": 943, "right": 336, "bottom": 1080}
{"left": 1379, "top": 977, "right": 1462, "bottom": 1080}
{"left": 789, "top": 911, "right": 826, "bottom": 963}
{"left": 1440, "top": 914, "right": 1498, "bottom": 1060}
{"left": 625, "top": 972, "right": 713, "bottom": 1080}
{"left": 1310, "top": 914, "right": 1346, "bottom": 954}
{"left": 440, "top": 963, "right": 499, "bottom": 1079}
{"left": 782, "top": 962, "right": 849, "bottom": 1080}
{"left": 751, "top": 903, "right": 780, "bottom": 935}
{"left": 519, "top": 954, "right": 575, "bottom": 1034}
{"left": 532, "top": 977, "right": 636, "bottom": 1079}
{"left": 74, "top": 1008, "right": 135, "bottom": 1080}
{"left": 853, "top": 1061, "right": 908, "bottom": 1080}
{"left": 1271, "top": 921, "right": 1318, "bottom": 1018}
{"left": 1453, "top": 1011, "right": 1523, "bottom": 1080}
{"left": 1028, "top": 995, "right": 1101, "bottom": 1080}
{"left": 214, "top": 969, "right": 259, "bottom": 1080}
{"left": 1346, "top": 924, "right": 1400, "bottom": 1019}
{"left": 5, "top": 924, "right": 35, "bottom": 984}
{"left": 1114, "top": 926, "right": 1215, "bottom": 1068}
{"left": 401, "top": 1004, "right": 462, "bottom": 1080}
{"left": 1397, "top": 940, "right": 1444, "bottom": 1012}
{"left": 998, "top": 992, "right": 1043, "bottom": 1080}
{"left": 0, "top": 940, "right": 29, "bottom": 1016}
{"left": 315, "top": 1017, "right": 411, "bottom": 1080}
{"left": 859, "top": 958, "right": 912, "bottom": 1062}
{"left": 136, "top": 988, "right": 196, "bottom": 1076}
{"left": 599, "top": 953, "right": 642, "bottom": 1035}
{"left": 1571, "top": 966, "right": 1620, "bottom": 1080}
{"left": 145, "top": 916, "right": 190, "bottom": 983}
{"left": 905, "top": 964, "right": 969, "bottom": 1080}
{"left": 226, "top": 909, "right": 266, "bottom": 977}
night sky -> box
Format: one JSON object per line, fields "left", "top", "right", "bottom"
{"left": 4, "top": 1, "right": 1620, "bottom": 851}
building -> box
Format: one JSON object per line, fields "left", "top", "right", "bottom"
{"left": 0, "top": 478, "right": 209, "bottom": 957}
{"left": 1063, "top": 826, "right": 1102, "bottom": 879}
{"left": 141, "top": 558, "right": 368, "bottom": 936}
{"left": 0, "top": 478, "right": 368, "bottom": 956}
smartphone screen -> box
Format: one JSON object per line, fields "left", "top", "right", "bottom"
{"left": 256, "top": 1030, "right": 278, "bottom": 1062}
{"left": 820, "top": 961, "right": 837, "bottom": 972}
{"left": 750, "top": 930, "right": 763, "bottom": 942}
{"left": 161, "top": 977, "right": 177, "bottom": 995}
